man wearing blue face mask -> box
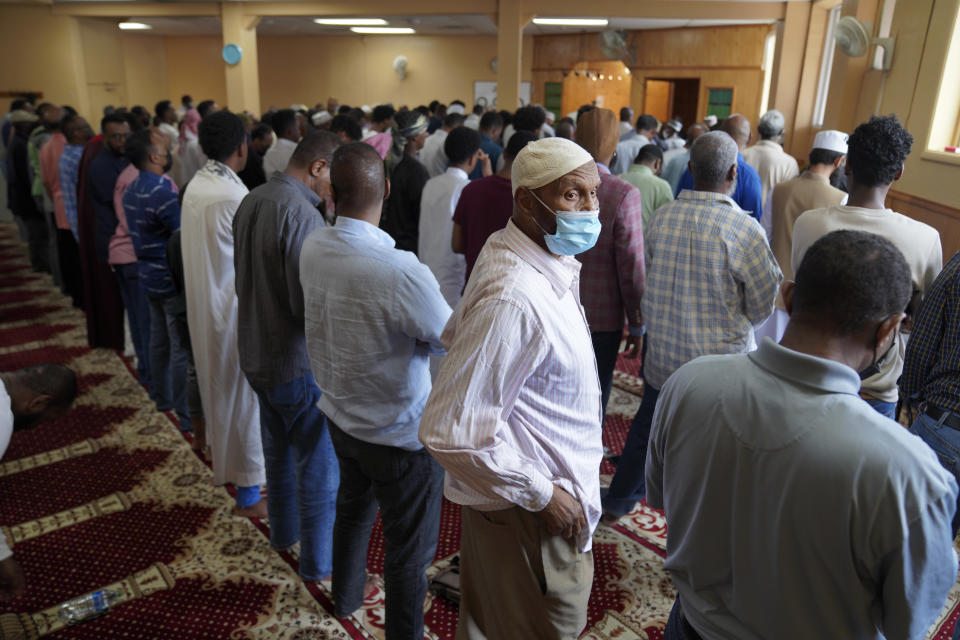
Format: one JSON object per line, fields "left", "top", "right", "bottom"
{"left": 602, "top": 131, "right": 782, "bottom": 523}
{"left": 420, "top": 136, "right": 604, "bottom": 639}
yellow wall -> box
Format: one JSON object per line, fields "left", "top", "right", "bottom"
{"left": 0, "top": 6, "right": 172, "bottom": 123}
{"left": 78, "top": 18, "right": 128, "bottom": 118}
{"left": 256, "top": 34, "right": 534, "bottom": 113}
{"left": 0, "top": 4, "right": 88, "bottom": 114}
{"left": 122, "top": 35, "right": 170, "bottom": 114}
{"left": 164, "top": 36, "right": 228, "bottom": 110}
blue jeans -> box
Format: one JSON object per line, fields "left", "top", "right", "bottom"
{"left": 864, "top": 397, "right": 897, "bottom": 420}
{"left": 328, "top": 421, "right": 444, "bottom": 640}
{"left": 114, "top": 263, "right": 152, "bottom": 393}
{"left": 253, "top": 374, "right": 339, "bottom": 581}
{"left": 910, "top": 411, "right": 960, "bottom": 536}
{"left": 602, "top": 384, "right": 660, "bottom": 517}
{"left": 147, "top": 295, "right": 190, "bottom": 427}
{"left": 591, "top": 330, "right": 621, "bottom": 422}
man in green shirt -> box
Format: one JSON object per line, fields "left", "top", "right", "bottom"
{"left": 619, "top": 144, "right": 673, "bottom": 227}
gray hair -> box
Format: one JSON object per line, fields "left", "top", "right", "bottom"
{"left": 758, "top": 109, "right": 785, "bottom": 139}
{"left": 689, "top": 131, "right": 739, "bottom": 186}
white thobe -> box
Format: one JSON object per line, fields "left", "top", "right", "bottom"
{"left": 420, "top": 130, "right": 449, "bottom": 178}
{"left": 177, "top": 137, "right": 207, "bottom": 189}
{"left": 263, "top": 138, "right": 298, "bottom": 179}
{"left": 418, "top": 167, "right": 469, "bottom": 309}
{"left": 180, "top": 160, "right": 265, "bottom": 488}
{"left": 742, "top": 140, "right": 799, "bottom": 219}
{"left": 0, "top": 381, "right": 11, "bottom": 560}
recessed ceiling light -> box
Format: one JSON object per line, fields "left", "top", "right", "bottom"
{"left": 350, "top": 26, "right": 415, "bottom": 34}
{"left": 118, "top": 21, "right": 152, "bottom": 30}
{"left": 314, "top": 18, "right": 388, "bottom": 26}
{"left": 532, "top": 18, "right": 609, "bottom": 27}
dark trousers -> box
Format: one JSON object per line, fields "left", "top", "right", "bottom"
{"left": 328, "top": 420, "right": 444, "bottom": 640}
{"left": 602, "top": 384, "right": 660, "bottom": 517}
{"left": 43, "top": 209, "right": 62, "bottom": 288}
{"left": 21, "top": 214, "right": 49, "bottom": 273}
{"left": 663, "top": 598, "right": 703, "bottom": 640}
{"left": 169, "top": 302, "right": 202, "bottom": 419}
{"left": 56, "top": 229, "right": 83, "bottom": 308}
{"left": 591, "top": 330, "right": 621, "bottom": 423}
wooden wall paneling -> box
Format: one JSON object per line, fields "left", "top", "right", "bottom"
{"left": 887, "top": 190, "right": 960, "bottom": 262}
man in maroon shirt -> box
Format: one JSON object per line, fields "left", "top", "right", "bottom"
{"left": 452, "top": 131, "right": 537, "bottom": 285}
{"left": 575, "top": 108, "right": 645, "bottom": 421}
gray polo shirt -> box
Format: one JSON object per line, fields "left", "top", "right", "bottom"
{"left": 233, "top": 172, "right": 323, "bottom": 389}
{"left": 647, "top": 338, "right": 958, "bottom": 640}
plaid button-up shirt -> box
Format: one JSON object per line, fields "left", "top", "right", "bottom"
{"left": 642, "top": 189, "right": 782, "bottom": 389}
{"left": 58, "top": 144, "right": 84, "bottom": 241}
{"left": 902, "top": 250, "right": 960, "bottom": 414}
{"left": 577, "top": 164, "right": 645, "bottom": 333}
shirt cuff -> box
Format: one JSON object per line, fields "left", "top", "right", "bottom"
{"left": 628, "top": 325, "right": 646, "bottom": 337}
{"left": 519, "top": 471, "right": 555, "bottom": 513}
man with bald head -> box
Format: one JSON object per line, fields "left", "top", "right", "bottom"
{"left": 300, "top": 142, "right": 451, "bottom": 639}
{"left": 421, "top": 137, "right": 604, "bottom": 639}
{"left": 602, "top": 131, "right": 781, "bottom": 522}
{"left": 676, "top": 115, "right": 764, "bottom": 222}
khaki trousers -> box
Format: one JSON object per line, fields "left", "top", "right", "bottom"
{"left": 456, "top": 506, "right": 593, "bottom": 640}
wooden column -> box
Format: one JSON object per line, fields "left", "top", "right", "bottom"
{"left": 496, "top": 0, "right": 530, "bottom": 110}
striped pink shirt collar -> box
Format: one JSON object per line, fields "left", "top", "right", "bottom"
{"left": 501, "top": 218, "right": 581, "bottom": 299}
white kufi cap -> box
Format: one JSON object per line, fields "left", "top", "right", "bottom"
{"left": 813, "top": 129, "right": 848, "bottom": 154}
{"left": 511, "top": 137, "right": 594, "bottom": 196}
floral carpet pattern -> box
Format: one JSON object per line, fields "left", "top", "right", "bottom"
{"left": 0, "top": 222, "right": 955, "bottom": 639}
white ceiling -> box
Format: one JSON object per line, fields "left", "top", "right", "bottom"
{"left": 100, "top": 15, "right": 777, "bottom": 37}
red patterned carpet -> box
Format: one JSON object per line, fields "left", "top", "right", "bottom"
{"left": 0, "top": 222, "right": 956, "bottom": 639}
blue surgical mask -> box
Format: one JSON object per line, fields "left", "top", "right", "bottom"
{"left": 528, "top": 190, "right": 601, "bottom": 255}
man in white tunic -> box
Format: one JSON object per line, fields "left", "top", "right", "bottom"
{"left": 180, "top": 110, "right": 266, "bottom": 518}
{"left": 418, "top": 126, "right": 488, "bottom": 309}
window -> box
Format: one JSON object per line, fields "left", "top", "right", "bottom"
{"left": 759, "top": 31, "right": 777, "bottom": 115}
{"left": 706, "top": 88, "right": 733, "bottom": 119}
{"left": 812, "top": 5, "right": 841, "bottom": 128}
{"left": 928, "top": 2, "right": 960, "bottom": 150}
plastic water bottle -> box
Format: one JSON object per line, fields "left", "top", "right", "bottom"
{"left": 57, "top": 589, "right": 123, "bottom": 625}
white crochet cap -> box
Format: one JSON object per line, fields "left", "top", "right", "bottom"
{"left": 511, "top": 137, "right": 594, "bottom": 196}
{"left": 813, "top": 129, "right": 849, "bottom": 154}
{"left": 311, "top": 110, "right": 333, "bottom": 127}
{"left": 447, "top": 103, "right": 465, "bottom": 115}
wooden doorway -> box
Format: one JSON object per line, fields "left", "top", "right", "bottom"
{"left": 643, "top": 78, "right": 700, "bottom": 131}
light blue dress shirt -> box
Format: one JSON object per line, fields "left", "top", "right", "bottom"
{"left": 300, "top": 216, "right": 452, "bottom": 451}
{"left": 647, "top": 338, "right": 959, "bottom": 640}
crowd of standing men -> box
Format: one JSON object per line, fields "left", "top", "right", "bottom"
{"left": 2, "top": 92, "right": 959, "bottom": 640}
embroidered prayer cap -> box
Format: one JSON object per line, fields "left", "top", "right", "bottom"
{"left": 511, "top": 136, "right": 594, "bottom": 196}
{"left": 813, "top": 130, "right": 849, "bottom": 154}
{"left": 311, "top": 110, "right": 333, "bottom": 127}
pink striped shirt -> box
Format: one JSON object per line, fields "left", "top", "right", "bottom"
{"left": 419, "top": 219, "right": 603, "bottom": 552}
